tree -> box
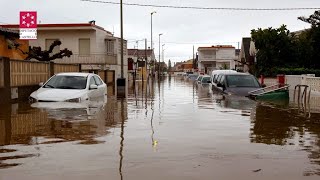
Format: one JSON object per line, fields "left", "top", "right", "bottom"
{"left": 298, "top": 10, "right": 320, "bottom": 69}
{"left": 168, "top": 59, "right": 172, "bottom": 71}
{"left": 26, "top": 40, "right": 73, "bottom": 61}
{"left": 298, "top": 10, "right": 320, "bottom": 27}
{"left": 251, "top": 25, "right": 297, "bottom": 76}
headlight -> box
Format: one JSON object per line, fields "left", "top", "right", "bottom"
{"left": 65, "top": 98, "right": 81, "bottom": 103}
{"left": 28, "top": 96, "right": 37, "bottom": 103}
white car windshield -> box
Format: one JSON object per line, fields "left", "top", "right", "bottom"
{"left": 43, "top": 75, "right": 87, "bottom": 89}
{"left": 201, "top": 77, "right": 210, "bottom": 83}
{"left": 226, "top": 75, "right": 260, "bottom": 88}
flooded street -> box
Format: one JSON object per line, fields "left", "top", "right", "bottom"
{"left": 1, "top": 76, "right": 320, "bottom": 180}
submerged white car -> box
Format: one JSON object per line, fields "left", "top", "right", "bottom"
{"left": 29, "top": 73, "right": 107, "bottom": 102}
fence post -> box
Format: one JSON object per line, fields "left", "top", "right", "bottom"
{"left": 0, "top": 57, "right": 11, "bottom": 103}
{"left": 3, "top": 57, "right": 10, "bottom": 88}
{"left": 78, "top": 64, "right": 82, "bottom": 72}
{"left": 49, "top": 61, "right": 54, "bottom": 77}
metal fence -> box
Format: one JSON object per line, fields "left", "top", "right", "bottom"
{"left": 10, "top": 60, "right": 50, "bottom": 87}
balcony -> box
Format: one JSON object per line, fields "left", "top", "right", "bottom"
{"left": 54, "top": 54, "right": 117, "bottom": 65}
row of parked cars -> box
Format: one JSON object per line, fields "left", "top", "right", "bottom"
{"left": 184, "top": 70, "right": 263, "bottom": 96}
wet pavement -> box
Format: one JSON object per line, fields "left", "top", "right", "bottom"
{"left": 1, "top": 76, "right": 320, "bottom": 180}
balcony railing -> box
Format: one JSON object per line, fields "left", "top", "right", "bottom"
{"left": 54, "top": 53, "right": 117, "bottom": 65}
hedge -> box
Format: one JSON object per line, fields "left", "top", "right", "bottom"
{"left": 268, "top": 68, "right": 320, "bottom": 77}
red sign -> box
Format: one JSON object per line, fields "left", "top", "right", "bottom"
{"left": 20, "top": 11, "right": 37, "bottom": 28}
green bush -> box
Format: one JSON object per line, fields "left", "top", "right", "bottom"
{"left": 270, "top": 68, "right": 320, "bottom": 77}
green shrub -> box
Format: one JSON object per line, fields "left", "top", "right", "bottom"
{"left": 269, "top": 68, "right": 320, "bottom": 77}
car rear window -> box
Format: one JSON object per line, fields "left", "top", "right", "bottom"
{"left": 226, "top": 75, "right": 260, "bottom": 88}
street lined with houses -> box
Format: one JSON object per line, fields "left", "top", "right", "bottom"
{"left": 1, "top": 0, "right": 320, "bottom": 179}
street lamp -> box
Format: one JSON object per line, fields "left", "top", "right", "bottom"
{"left": 151, "top": 11, "right": 156, "bottom": 78}
{"left": 158, "top": 33, "right": 163, "bottom": 78}
{"left": 151, "top": 11, "right": 156, "bottom": 50}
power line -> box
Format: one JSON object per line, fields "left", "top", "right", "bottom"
{"left": 127, "top": 40, "right": 240, "bottom": 45}
{"left": 81, "top": 0, "right": 320, "bottom": 11}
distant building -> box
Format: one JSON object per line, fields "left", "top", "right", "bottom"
{"left": 127, "top": 49, "right": 155, "bottom": 71}
{"left": 182, "top": 59, "right": 193, "bottom": 72}
{"left": 1, "top": 22, "right": 128, "bottom": 79}
{"left": 0, "top": 27, "right": 29, "bottom": 60}
{"left": 197, "top": 45, "right": 236, "bottom": 74}
{"left": 127, "top": 49, "right": 155, "bottom": 79}
{"left": 173, "top": 62, "right": 184, "bottom": 72}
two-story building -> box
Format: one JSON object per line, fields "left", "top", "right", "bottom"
{"left": 1, "top": 22, "right": 128, "bottom": 80}
{"left": 197, "top": 45, "right": 236, "bottom": 74}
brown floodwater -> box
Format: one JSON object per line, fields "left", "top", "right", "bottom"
{"left": 1, "top": 76, "right": 320, "bottom": 180}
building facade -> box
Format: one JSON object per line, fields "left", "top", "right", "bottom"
{"left": 197, "top": 45, "right": 236, "bottom": 74}
{"left": 1, "top": 22, "right": 128, "bottom": 80}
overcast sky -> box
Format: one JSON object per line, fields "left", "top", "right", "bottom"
{"left": 1, "top": 0, "right": 320, "bottom": 63}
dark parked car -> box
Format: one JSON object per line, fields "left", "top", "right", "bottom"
{"left": 212, "top": 73, "right": 262, "bottom": 96}
{"left": 187, "top": 74, "right": 199, "bottom": 81}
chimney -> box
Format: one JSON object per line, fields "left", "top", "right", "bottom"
{"left": 89, "top": 20, "right": 96, "bottom": 25}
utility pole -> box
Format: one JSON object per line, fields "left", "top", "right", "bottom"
{"left": 151, "top": 11, "right": 156, "bottom": 77}
{"left": 145, "top": 38, "right": 148, "bottom": 80}
{"left": 158, "top": 33, "right": 163, "bottom": 79}
{"left": 193, "top": 45, "right": 195, "bottom": 71}
{"left": 117, "top": 0, "right": 126, "bottom": 98}
{"left": 162, "top": 44, "right": 165, "bottom": 73}
{"left": 120, "top": 0, "right": 124, "bottom": 79}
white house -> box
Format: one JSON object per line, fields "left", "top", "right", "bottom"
{"left": 2, "top": 22, "right": 128, "bottom": 80}
{"left": 197, "top": 45, "right": 236, "bottom": 74}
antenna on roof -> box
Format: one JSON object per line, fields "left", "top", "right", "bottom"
{"left": 112, "top": 26, "right": 114, "bottom": 35}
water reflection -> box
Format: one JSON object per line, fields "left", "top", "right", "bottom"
{"left": 250, "top": 103, "right": 320, "bottom": 176}
{"left": 0, "top": 96, "right": 128, "bottom": 169}
{"left": 1, "top": 76, "right": 320, "bottom": 179}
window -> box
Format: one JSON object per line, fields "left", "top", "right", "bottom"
{"left": 219, "top": 75, "right": 225, "bottom": 85}
{"left": 93, "top": 76, "right": 103, "bottom": 86}
{"left": 45, "top": 39, "right": 60, "bottom": 55}
{"left": 106, "top": 40, "right": 114, "bottom": 54}
{"left": 216, "top": 75, "right": 222, "bottom": 83}
{"left": 89, "top": 77, "right": 97, "bottom": 86}
{"left": 226, "top": 75, "right": 260, "bottom": 88}
{"left": 79, "top": 38, "right": 90, "bottom": 56}
{"left": 43, "top": 75, "right": 87, "bottom": 89}
{"left": 201, "top": 76, "right": 210, "bottom": 83}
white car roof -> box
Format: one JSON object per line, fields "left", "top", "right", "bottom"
{"left": 55, "top": 72, "right": 94, "bottom": 77}
{"left": 211, "top": 70, "right": 237, "bottom": 75}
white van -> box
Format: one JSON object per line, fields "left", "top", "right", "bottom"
{"left": 210, "top": 70, "right": 237, "bottom": 90}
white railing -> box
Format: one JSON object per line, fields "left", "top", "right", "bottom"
{"left": 286, "top": 75, "right": 320, "bottom": 94}
{"left": 54, "top": 54, "right": 117, "bottom": 65}
{"left": 305, "top": 77, "right": 320, "bottom": 93}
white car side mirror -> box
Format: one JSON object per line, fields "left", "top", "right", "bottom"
{"left": 39, "top": 82, "right": 44, "bottom": 87}
{"left": 90, "top": 84, "right": 98, "bottom": 90}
